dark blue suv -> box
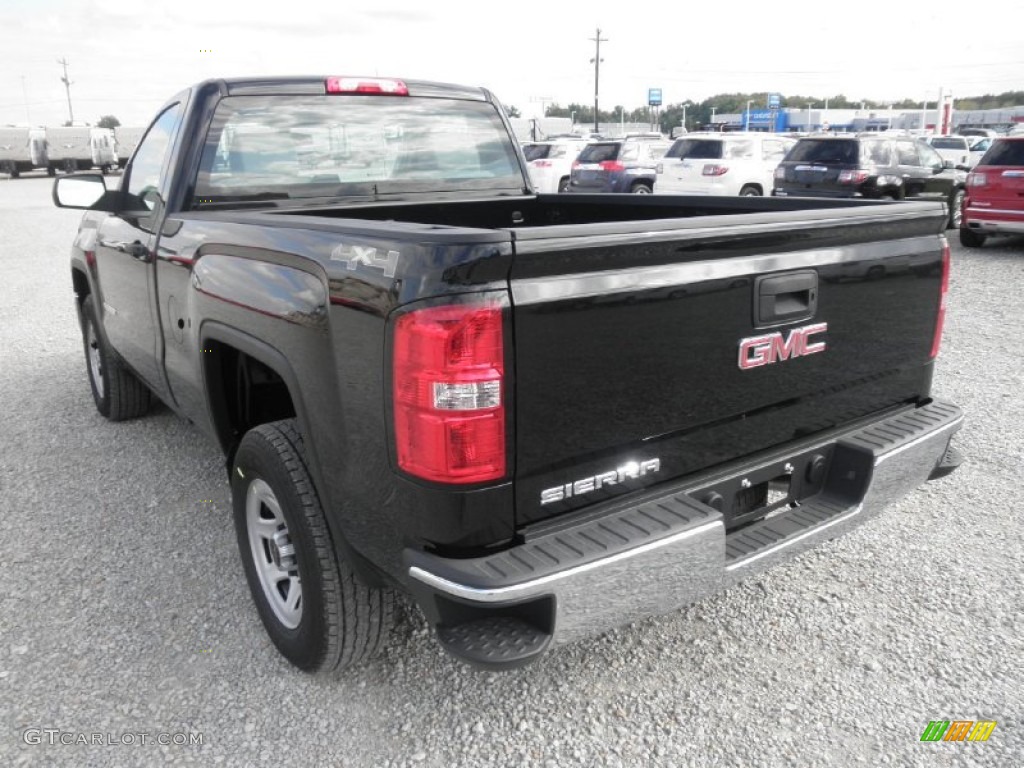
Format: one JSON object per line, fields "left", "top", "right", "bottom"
{"left": 567, "top": 135, "right": 671, "bottom": 194}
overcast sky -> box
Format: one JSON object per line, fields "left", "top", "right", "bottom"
{"left": 2, "top": 0, "right": 1022, "bottom": 127}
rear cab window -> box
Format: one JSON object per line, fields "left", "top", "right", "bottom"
{"left": 193, "top": 94, "right": 523, "bottom": 207}
{"left": 929, "top": 137, "right": 969, "bottom": 150}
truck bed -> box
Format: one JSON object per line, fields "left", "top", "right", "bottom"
{"left": 209, "top": 194, "right": 949, "bottom": 531}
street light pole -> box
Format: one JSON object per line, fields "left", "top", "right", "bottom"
{"left": 745, "top": 99, "right": 753, "bottom": 131}
{"left": 21, "top": 76, "right": 30, "bottom": 123}
{"left": 681, "top": 101, "right": 691, "bottom": 133}
{"left": 807, "top": 103, "right": 812, "bottom": 133}
{"left": 589, "top": 28, "right": 608, "bottom": 133}
{"left": 710, "top": 105, "right": 716, "bottom": 130}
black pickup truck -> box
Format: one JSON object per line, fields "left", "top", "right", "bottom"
{"left": 54, "top": 76, "right": 963, "bottom": 672}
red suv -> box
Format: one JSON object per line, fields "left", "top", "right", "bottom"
{"left": 960, "top": 137, "right": 1024, "bottom": 247}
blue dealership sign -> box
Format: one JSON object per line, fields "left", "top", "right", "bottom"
{"left": 767, "top": 93, "right": 781, "bottom": 109}
{"left": 648, "top": 88, "right": 662, "bottom": 107}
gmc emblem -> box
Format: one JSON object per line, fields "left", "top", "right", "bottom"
{"left": 738, "top": 322, "right": 827, "bottom": 370}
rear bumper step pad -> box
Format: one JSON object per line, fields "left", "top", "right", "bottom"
{"left": 406, "top": 400, "right": 963, "bottom": 668}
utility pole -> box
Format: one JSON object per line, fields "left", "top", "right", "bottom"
{"left": 710, "top": 105, "right": 716, "bottom": 130}
{"left": 57, "top": 57, "right": 74, "bottom": 125}
{"left": 589, "top": 28, "right": 607, "bottom": 133}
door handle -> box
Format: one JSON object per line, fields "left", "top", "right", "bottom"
{"left": 99, "top": 239, "right": 150, "bottom": 260}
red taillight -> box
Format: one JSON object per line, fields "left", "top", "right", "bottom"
{"left": 393, "top": 304, "right": 505, "bottom": 483}
{"left": 838, "top": 170, "right": 870, "bottom": 184}
{"left": 599, "top": 160, "right": 625, "bottom": 172}
{"left": 702, "top": 164, "right": 729, "bottom": 176}
{"left": 325, "top": 76, "right": 409, "bottom": 96}
{"left": 533, "top": 160, "right": 552, "bottom": 168}
{"left": 930, "top": 239, "right": 950, "bottom": 359}
{"left": 966, "top": 172, "right": 986, "bottom": 187}
{"left": 572, "top": 160, "right": 581, "bottom": 169}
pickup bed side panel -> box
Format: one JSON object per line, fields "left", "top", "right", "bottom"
{"left": 153, "top": 215, "right": 516, "bottom": 583}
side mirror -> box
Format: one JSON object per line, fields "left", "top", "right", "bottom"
{"left": 942, "top": 159, "right": 955, "bottom": 169}
{"left": 955, "top": 164, "right": 971, "bottom": 172}
{"left": 52, "top": 174, "right": 118, "bottom": 211}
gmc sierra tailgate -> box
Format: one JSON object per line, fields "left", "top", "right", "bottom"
{"left": 508, "top": 201, "right": 949, "bottom": 527}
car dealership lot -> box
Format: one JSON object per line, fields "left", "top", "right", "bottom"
{"left": 1, "top": 176, "right": 1021, "bottom": 767}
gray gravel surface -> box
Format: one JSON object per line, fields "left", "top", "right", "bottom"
{"left": 1, "top": 174, "right": 1021, "bottom": 767}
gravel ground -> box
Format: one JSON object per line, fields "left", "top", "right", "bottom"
{"left": 1, "top": 174, "right": 1021, "bottom": 767}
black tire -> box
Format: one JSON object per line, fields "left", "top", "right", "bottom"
{"left": 631, "top": 182, "right": 653, "bottom": 194}
{"left": 739, "top": 184, "right": 762, "bottom": 196}
{"left": 959, "top": 227, "right": 986, "bottom": 248}
{"left": 947, "top": 188, "right": 965, "bottom": 229}
{"left": 63, "top": 158, "right": 76, "bottom": 174}
{"left": 46, "top": 166, "right": 56, "bottom": 177}
{"left": 232, "top": 419, "right": 393, "bottom": 673}
{"left": 557, "top": 177, "right": 570, "bottom": 193}
{"left": 80, "top": 295, "right": 151, "bottom": 420}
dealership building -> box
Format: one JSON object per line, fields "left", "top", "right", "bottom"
{"left": 712, "top": 105, "right": 1024, "bottom": 133}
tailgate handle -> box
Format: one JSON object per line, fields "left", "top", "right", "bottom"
{"left": 754, "top": 270, "right": 818, "bottom": 327}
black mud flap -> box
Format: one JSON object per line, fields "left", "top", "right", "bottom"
{"left": 928, "top": 443, "right": 964, "bottom": 481}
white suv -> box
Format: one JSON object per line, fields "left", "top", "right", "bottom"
{"left": 523, "top": 138, "right": 590, "bottom": 193}
{"left": 655, "top": 133, "right": 795, "bottom": 196}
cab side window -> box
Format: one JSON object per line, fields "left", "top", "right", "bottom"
{"left": 896, "top": 141, "right": 919, "bottom": 166}
{"left": 125, "top": 103, "right": 184, "bottom": 208}
{"left": 917, "top": 143, "right": 944, "bottom": 171}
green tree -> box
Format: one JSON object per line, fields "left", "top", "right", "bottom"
{"left": 97, "top": 115, "right": 121, "bottom": 129}
{"left": 505, "top": 105, "right": 521, "bottom": 118}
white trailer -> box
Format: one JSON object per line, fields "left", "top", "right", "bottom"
{"left": 0, "top": 128, "right": 30, "bottom": 177}
{"left": 43, "top": 126, "right": 117, "bottom": 174}
{"left": 89, "top": 127, "right": 117, "bottom": 172}
{"left": 113, "top": 126, "right": 145, "bottom": 168}
{"left": 0, "top": 127, "right": 52, "bottom": 177}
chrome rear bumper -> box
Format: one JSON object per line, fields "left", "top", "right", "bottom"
{"left": 406, "top": 400, "right": 963, "bottom": 667}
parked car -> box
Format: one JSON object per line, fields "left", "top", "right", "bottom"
{"left": 522, "top": 137, "right": 590, "bottom": 193}
{"left": 655, "top": 133, "right": 795, "bottom": 196}
{"left": 567, "top": 135, "right": 671, "bottom": 193}
{"left": 960, "top": 136, "right": 1024, "bottom": 247}
{"left": 922, "top": 135, "right": 973, "bottom": 168}
{"left": 773, "top": 135, "right": 966, "bottom": 228}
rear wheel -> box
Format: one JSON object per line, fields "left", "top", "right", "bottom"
{"left": 947, "top": 188, "right": 965, "bottom": 229}
{"left": 959, "top": 227, "right": 986, "bottom": 248}
{"left": 557, "top": 177, "right": 570, "bottom": 193}
{"left": 631, "top": 182, "right": 653, "bottom": 194}
{"left": 233, "top": 419, "right": 394, "bottom": 672}
{"left": 80, "top": 296, "right": 151, "bottom": 420}
{"left": 739, "top": 184, "right": 762, "bottom": 196}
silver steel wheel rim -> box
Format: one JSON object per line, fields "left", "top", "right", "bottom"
{"left": 246, "top": 478, "right": 302, "bottom": 629}
{"left": 634, "top": 186, "right": 651, "bottom": 194}
{"left": 952, "top": 191, "right": 964, "bottom": 228}
{"left": 87, "top": 322, "right": 104, "bottom": 399}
